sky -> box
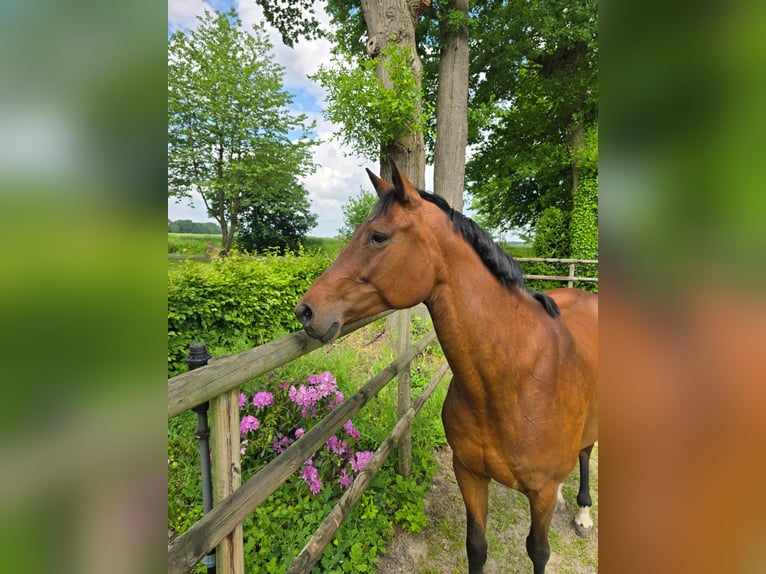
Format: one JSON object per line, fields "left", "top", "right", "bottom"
{"left": 167, "top": 0, "right": 437, "bottom": 238}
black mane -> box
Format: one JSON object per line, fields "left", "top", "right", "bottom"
{"left": 376, "top": 189, "right": 560, "bottom": 319}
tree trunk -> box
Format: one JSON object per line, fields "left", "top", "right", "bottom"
{"left": 433, "top": 0, "right": 469, "bottom": 212}
{"left": 568, "top": 121, "right": 585, "bottom": 193}
{"left": 360, "top": 0, "right": 426, "bottom": 189}
{"left": 360, "top": 0, "right": 428, "bottom": 344}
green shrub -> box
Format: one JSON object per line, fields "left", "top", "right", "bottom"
{"left": 167, "top": 251, "right": 331, "bottom": 376}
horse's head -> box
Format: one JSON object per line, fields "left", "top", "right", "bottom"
{"left": 295, "top": 160, "right": 439, "bottom": 343}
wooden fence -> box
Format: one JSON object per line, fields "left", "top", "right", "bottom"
{"left": 516, "top": 257, "right": 599, "bottom": 287}
{"left": 167, "top": 258, "right": 597, "bottom": 574}
{"left": 168, "top": 309, "right": 448, "bottom": 574}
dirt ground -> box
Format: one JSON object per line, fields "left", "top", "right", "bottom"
{"left": 375, "top": 444, "right": 598, "bottom": 574}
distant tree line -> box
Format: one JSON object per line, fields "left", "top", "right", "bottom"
{"left": 168, "top": 219, "right": 222, "bottom": 234}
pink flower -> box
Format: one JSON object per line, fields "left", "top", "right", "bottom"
{"left": 350, "top": 451, "right": 373, "bottom": 473}
{"left": 239, "top": 415, "right": 259, "bottom": 436}
{"left": 343, "top": 420, "right": 360, "bottom": 440}
{"left": 307, "top": 371, "right": 337, "bottom": 397}
{"left": 338, "top": 468, "right": 353, "bottom": 489}
{"left": 252, "top": 391, "right": 274, "bottom": 409}
{"left": 238, "top": 392, "right": 248, "bottom": 409}
{"left": 295, "top": 428, "right": 304, "bottom": 438}
{"left": 301, "top": 463, "right": 322, "bottom": 494}
{"left": 240, "top": 439, "right": 249, "bottom": 455}
{"left": 289, "top": 384, "right": 320, "bottom": 417}
{"left": 325, "top": 435, "right": 347, "bottom": 455}
{"left": 272, "top": 433, "right": 293, "bottom": 453}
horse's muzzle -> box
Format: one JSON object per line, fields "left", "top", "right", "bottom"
{"left": 295, "top": 302, "right": 341, "bottom": 343}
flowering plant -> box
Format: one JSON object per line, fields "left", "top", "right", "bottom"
{"left": 238, "top": 371, "right": 373, "bottom": 495}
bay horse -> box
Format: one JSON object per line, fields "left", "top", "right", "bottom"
{"left": 295, "top": 160, "right": 598, "bottom": 573}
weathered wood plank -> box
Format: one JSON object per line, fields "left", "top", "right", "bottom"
{"left": 396, "top": 309, "right": 412, "bottom": 478}
{"left": 210, "top": 390, "right": 244, "bottom": 574}
{"left": 168, "top": 311, "right": 393, "bottom": 419}
{"left": 516, "top": 257, "right": 599, "bottom": 264}
{"left": 167, "top": 329, "right": 437, "bottom": 574}
{"left": 523, "top": 274, "right": 599, "bottom": 283}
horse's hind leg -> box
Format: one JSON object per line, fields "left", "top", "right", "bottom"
{"left": 573, "top": 443, "right": 595, "bottom": 537}
{"left": 453, "top": 458, "right": 490, "bottom": 574}
{"left": 525, "top": 482, "right": 558, "bottom": 574}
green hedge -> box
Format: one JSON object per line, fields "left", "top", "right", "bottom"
{"left": 168, "top": 252, "right": 331, "bottom": 376}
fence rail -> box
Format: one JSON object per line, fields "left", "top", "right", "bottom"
{"left": 168, "top": 311, "right": 393, "bottom": 419}
{"left": 516, "top": 257, "right": 599, "bottom": 287}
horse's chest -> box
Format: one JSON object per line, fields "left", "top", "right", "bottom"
{"left": 442, "top": 382, "right": 569, "bottom": 487}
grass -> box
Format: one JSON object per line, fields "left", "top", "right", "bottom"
{"left": 168, "top": 232, "right": 221, "bottom": 255}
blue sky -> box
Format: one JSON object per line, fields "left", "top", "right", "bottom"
{"left": 167, "top": 0, "right": 387, "bottom": 237}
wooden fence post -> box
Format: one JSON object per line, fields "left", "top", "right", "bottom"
{"left": 396, "top": 309, "right": 412, "bottom": 478}
{"left": 210, "top": 390, "right": 244, "bottom": 574}
{"left": 568, "top": 262, "right": 575, "bottom": 288}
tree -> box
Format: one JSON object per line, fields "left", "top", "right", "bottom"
{"left": 338, "top": 188, "right": 378, "bottom": 240}
{"left": 168, "top": 219, "right": 222, "bottom": 234}
{"left": 466, "top": 0, "right": 597, "bottom": 257}
{"left": 168, "top": 9, "right": 316, "bottom": 253}
{"left": 235, "top": 144, "right": 318, "bottom": 252}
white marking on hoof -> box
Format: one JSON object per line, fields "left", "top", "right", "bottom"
{"left": 573, "top": 506, "right": 594, "bottom": 538}
{"left": 556, "top": 484, "right": 567, "bottom": 512}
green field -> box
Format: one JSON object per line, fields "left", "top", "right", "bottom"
{"left": 168, "top": 234, "right": 341, "bottom": 257}
{"left": 167, "top": 232, "right": 221, "bottom": 255}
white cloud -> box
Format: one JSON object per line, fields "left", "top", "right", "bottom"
{"left": 167, "top": 0, "right": 213, "bottom": 32}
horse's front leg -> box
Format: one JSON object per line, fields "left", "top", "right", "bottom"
{"left": 453, "top": 457, "right": 490, "bottom": 574}
{"left": 525, "top": 482, "right": 558, "bottom": 574}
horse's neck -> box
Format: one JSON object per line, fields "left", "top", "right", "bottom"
{"left": 425, "top": 251, "right": 544, "bottom": 394}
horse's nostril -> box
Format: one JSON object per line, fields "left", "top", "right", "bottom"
{"left": 296, "top": 303, "right": 313, "bottom": 326}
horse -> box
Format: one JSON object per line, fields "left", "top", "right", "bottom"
{"left": 295, "top": 160, "right": 598, "bottom": 574}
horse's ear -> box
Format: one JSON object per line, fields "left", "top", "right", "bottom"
{"left": 388, "top": 158, "right": 421, "bottom": 206}
{"left": 366, "top": 168, "right": 392, "bottom": 198}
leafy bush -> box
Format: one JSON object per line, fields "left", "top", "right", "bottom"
{"left": 167, "top": 251, "right": 331, "bottom": 376}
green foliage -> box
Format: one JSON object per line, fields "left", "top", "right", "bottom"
{"left": 311, "top": 44, "right": 432, "bottom": 161}
{"left": 338, "top": 188, "right": 378, "bottom": 240}
{"left": 445, "top": 8, "right": 475, "bottom": 34}
{"left": 168, "top": 219, "right": 222, "bottom": 234}
{"left": 250, "top": 0, "right": 324, "bottom": 47}
{"left": 570, "top": 126, "right": 599, "bottom": 261}
{"left": 168, "top": 412, "right": 204, "bottom": 535}
{"left": 167, "top": 252, "right": 331, "bottom": 376}
{"left": 168, "top": 8, "right": 316, "bottom": 252}
{"left": 235, "top": 179, "right": 318, "bottom": 253}
{"left": 533, "top": 207, "right": 571, "bottom": 259}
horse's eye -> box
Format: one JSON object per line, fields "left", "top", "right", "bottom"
{"left": 369, "top": 231, "right": 388, "bottom": 245}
